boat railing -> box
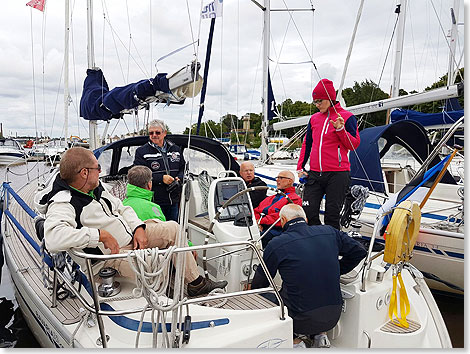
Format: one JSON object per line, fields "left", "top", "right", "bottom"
{"left": 66, "top": 241, "right": 285, "bottom": 348}
{"left": 1, "top": 182, "right": 286, "bottom": 348}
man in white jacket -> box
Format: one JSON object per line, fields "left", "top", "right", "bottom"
{"left": 36, "top": 147, "right": 227, "bottom": 297}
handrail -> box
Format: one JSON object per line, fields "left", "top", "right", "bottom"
{"left": 70, "top": 240, "right": 285, "bottom": 318}
{"left": 2, "top": 182, "right": 37, "bottom": 219}
{"left": 3, "top": 181, "right": 287, "bottom": 347}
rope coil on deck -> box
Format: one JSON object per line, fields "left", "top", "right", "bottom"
{"left": 127, "top": 247, "right": 187, "bottom": 348}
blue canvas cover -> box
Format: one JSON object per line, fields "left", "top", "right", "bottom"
{"left": 80, "top": 68, "right": 170, "bottom": 121}
{"left": 349, "top": 120, "right": 455, "bottom": 194}
{"left": 390, "top": 108, "right": 464, "bottom": 127}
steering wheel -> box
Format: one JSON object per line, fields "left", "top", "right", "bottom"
{"left": 201, "top": 185, "right": 294, "bottom": 280}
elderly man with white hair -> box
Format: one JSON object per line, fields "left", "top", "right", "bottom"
{"left": 251, "top": 204, "right": 367, "bottom": 348}
{"left": 134, "top": 119, "right": 185, "bottom": 222}
{"left": 239, "top": 161, "right": 267, "bottom": 208}
{"left": 253, "top": 170, "right": 302, "bottom": 248}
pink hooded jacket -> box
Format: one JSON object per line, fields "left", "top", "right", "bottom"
{"left": 297, "top": 102, "right": 360, "bottom": 172}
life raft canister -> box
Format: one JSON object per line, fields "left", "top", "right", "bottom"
{"left": 383, "top": 200, "right": 421, "bottom": 264}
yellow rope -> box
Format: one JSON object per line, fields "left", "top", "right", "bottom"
{"left": 388, "top": 272, "right": 410, "bottom": 328}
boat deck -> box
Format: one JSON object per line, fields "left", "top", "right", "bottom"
{"left": 5, "top": 181, "right": 82, "bottom": 325}
{"left": 4, "top": 180, "right": 276, "bottom": 329}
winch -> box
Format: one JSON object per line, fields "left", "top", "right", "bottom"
{"left": 98, "top": 267, "right": 121, "bottom": 297}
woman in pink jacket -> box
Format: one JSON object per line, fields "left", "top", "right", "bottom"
{"left": 297, "top": 79, "right": 360, "bottom": 229}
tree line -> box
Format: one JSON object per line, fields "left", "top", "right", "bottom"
{"left": 183, "top": 68, "right": 464, "bottom": 148}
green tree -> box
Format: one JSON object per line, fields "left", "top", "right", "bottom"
{"left": 341, "top": 79, "right": 389, "bottom": 129}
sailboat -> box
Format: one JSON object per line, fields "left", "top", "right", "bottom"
{"left": 256, "top": 0, "right": 464, "bottom": 296}
{"left": 1, "top": 0, "right": 454, "bottom": 348}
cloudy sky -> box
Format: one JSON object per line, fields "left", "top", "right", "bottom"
{"left": 0, "top": 0, "right": 464, "bottom": 139}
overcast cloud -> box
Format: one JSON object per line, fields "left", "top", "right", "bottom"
{"left": 0, "top": 0, "right": 465, "bottom": 139}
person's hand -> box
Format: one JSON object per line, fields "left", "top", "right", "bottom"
{"left": 259, "top": 224, "right": 263, "bottom": 232}
{"left": 330, "top": 114, "right": 344, "bottom": 130}
{"left": 297, "top": 170, "right": 308, "bottom": 178}
{"left": 163, "top": 175, "right": 175, "bottom": 185}
{"left": 133, "top": 227, "right": 148, "bottom": 250}
{"left": 99, "top": 229, "right": 120, "bottom": 254}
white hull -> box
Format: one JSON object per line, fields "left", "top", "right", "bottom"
{"left": 254, "top": 162, "right": 464, "bottom": 295}
{"left": 0, "top": 153, "right": 27, "bottom": 165}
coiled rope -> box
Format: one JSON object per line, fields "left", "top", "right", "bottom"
{"left": 197, "top": 170, "right": 212, "bottom": 213}
{"left": 340, "top": 185, "right": 370, "bottom": 228}
{"left": 127, "top": 247, "right": 187, "bottom": 348}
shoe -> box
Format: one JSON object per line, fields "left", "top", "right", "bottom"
{"left": 293, "top": 340, "right": 306, "bottom": 348}
{"left": 313, "top": 334, "right": 330, "bottom": 348}
{"left": 187, "top": 278, "right": 228, "bottom": 297}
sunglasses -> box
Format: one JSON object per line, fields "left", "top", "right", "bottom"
{"left": 149, "top": 131, "right": 163, "bottom": 136}
{"left": 313, "top": 99, "right": 323, "bottom": 105}
{"left": 276, "top": 176, "right": 292, "bottom": 180}
{"left": 77, "top": 164, "right": 101, "bottom": 174}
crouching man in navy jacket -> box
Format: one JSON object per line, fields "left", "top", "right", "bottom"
{"left": 251, "top": 204, "right": 366, "bottom": 348}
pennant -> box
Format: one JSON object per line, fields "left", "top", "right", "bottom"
{"left": 26, "top": 0, "right": 45, "bottom": 12}
{"left": 201, "top": 0, "right": 223, "bottom": 19}
{"left": 267, "top": 69, "right": 279, "bottom": 121}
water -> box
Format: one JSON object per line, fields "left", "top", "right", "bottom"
{"left": 0, "top": 162, "right": 464, "bottom": 348}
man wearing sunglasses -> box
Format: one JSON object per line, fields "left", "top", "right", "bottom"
{"left": 36, "top": 147, "right": 147, "bottom": 259}
{"left": 253, "top": 170, "right": 302, "bottom": 248}
{"left": 297, "top": 79, "right": 360, "bottom": 230}
{"left": 133, "top": 119, "right": 185, "bottom": 222}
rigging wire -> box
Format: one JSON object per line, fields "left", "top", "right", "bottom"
{"left": 100, "top": 0, "right": 127, "bottom": 82}
{"left": 125, "top": 0, "right": 132, "bottom": 82}
{"left": 29, "top": 9, "right": 39, "bottom": 143}
{"left": 429, "top": 0, "right": 464, "bottom": 83}
{"left": 41, "top": 5, "right": 47, "bottom": 140}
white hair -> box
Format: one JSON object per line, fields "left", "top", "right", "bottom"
{"left": 279, "top": 204, "right": 306, "bottom": 222}
{"left": 148, "top": 119, "right": 166, "bottom": 132}
{"left": 240, "top": 161, "right": 255, "bottom": 170}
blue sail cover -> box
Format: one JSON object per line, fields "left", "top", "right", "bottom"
{"left": 390, "top": 108, "right": 464, "bottom": 127}
{"left": 349, "top": 120, "right": 455, "bottom": 194}
{"left": 80, "top": 68, "right": 170, "bottom": 121}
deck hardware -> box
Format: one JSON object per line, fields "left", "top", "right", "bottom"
{"left": 376, "top": 297, "right": 384, "bottom": 310}
{"left": 384, "top": 291, "right": 391, "bottom": 305}
{"left": 96, "top": 334, "right": 110, "bottom": 346}
{"left": 363, "top": 330, "right": 371, "bottom": 348}
{"left": 97, "top": 267, "right": 121, "bottom": 297}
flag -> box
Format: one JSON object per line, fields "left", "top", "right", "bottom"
{"left": 378, "top": 154, "right": 451, "bottom": 235}
{"left": 26, "top": 0, "right": 45, "bottom": 12}
{"left": 267, "top": 69, "right": 279, "bottom": 121}
{"left": 201, "top": 0, "right": 223, "bottom": 19}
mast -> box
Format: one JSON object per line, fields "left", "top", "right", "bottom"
{"left": 390, "top": 1, "right": 407, "bottom": 99}
{"left": 336, "top": 0, "right": 365, "bottom": 105}
{"left": 447, "top": 0, "right": 460, "bottom": 86}
{"left": 64, "top": 0, "right": 70, "bottom": 145}
{"left": 260, "top": 0, "right": 270, "bottom": 162}
{"left": 86, "top": 0, "right": 98, "bottom": 150}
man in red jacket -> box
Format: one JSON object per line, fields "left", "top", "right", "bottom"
{"left": 297, "top": 79, "right": 360, "bottom": 230}
{"left": 254, "top": 170, "right": 302, "bottom": 248}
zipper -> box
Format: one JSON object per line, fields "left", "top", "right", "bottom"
{"left": 98, "top": 199, "right": 133, "bottom": 238}
{"left": 318, "top": 111, "right": 330, "bottom": 172}
{"left": 338, "top": 145, "right": 342, "bottom": 167}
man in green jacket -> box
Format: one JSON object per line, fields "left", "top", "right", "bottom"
{"left": 119, "top": 165, "right": 227, "bottom": 297}
{"left": 123, "top": 168, "right": 166, "bottom": 222}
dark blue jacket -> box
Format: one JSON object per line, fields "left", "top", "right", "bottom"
{"left": 133, "top": 139, "right": 185, "bottom": 206}
{"left": 252, "top": 218, "right": 366, "bottom": 316}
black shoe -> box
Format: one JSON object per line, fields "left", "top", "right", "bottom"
{"left": 187, "top": 278, "right": 228, "bottom": 297}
